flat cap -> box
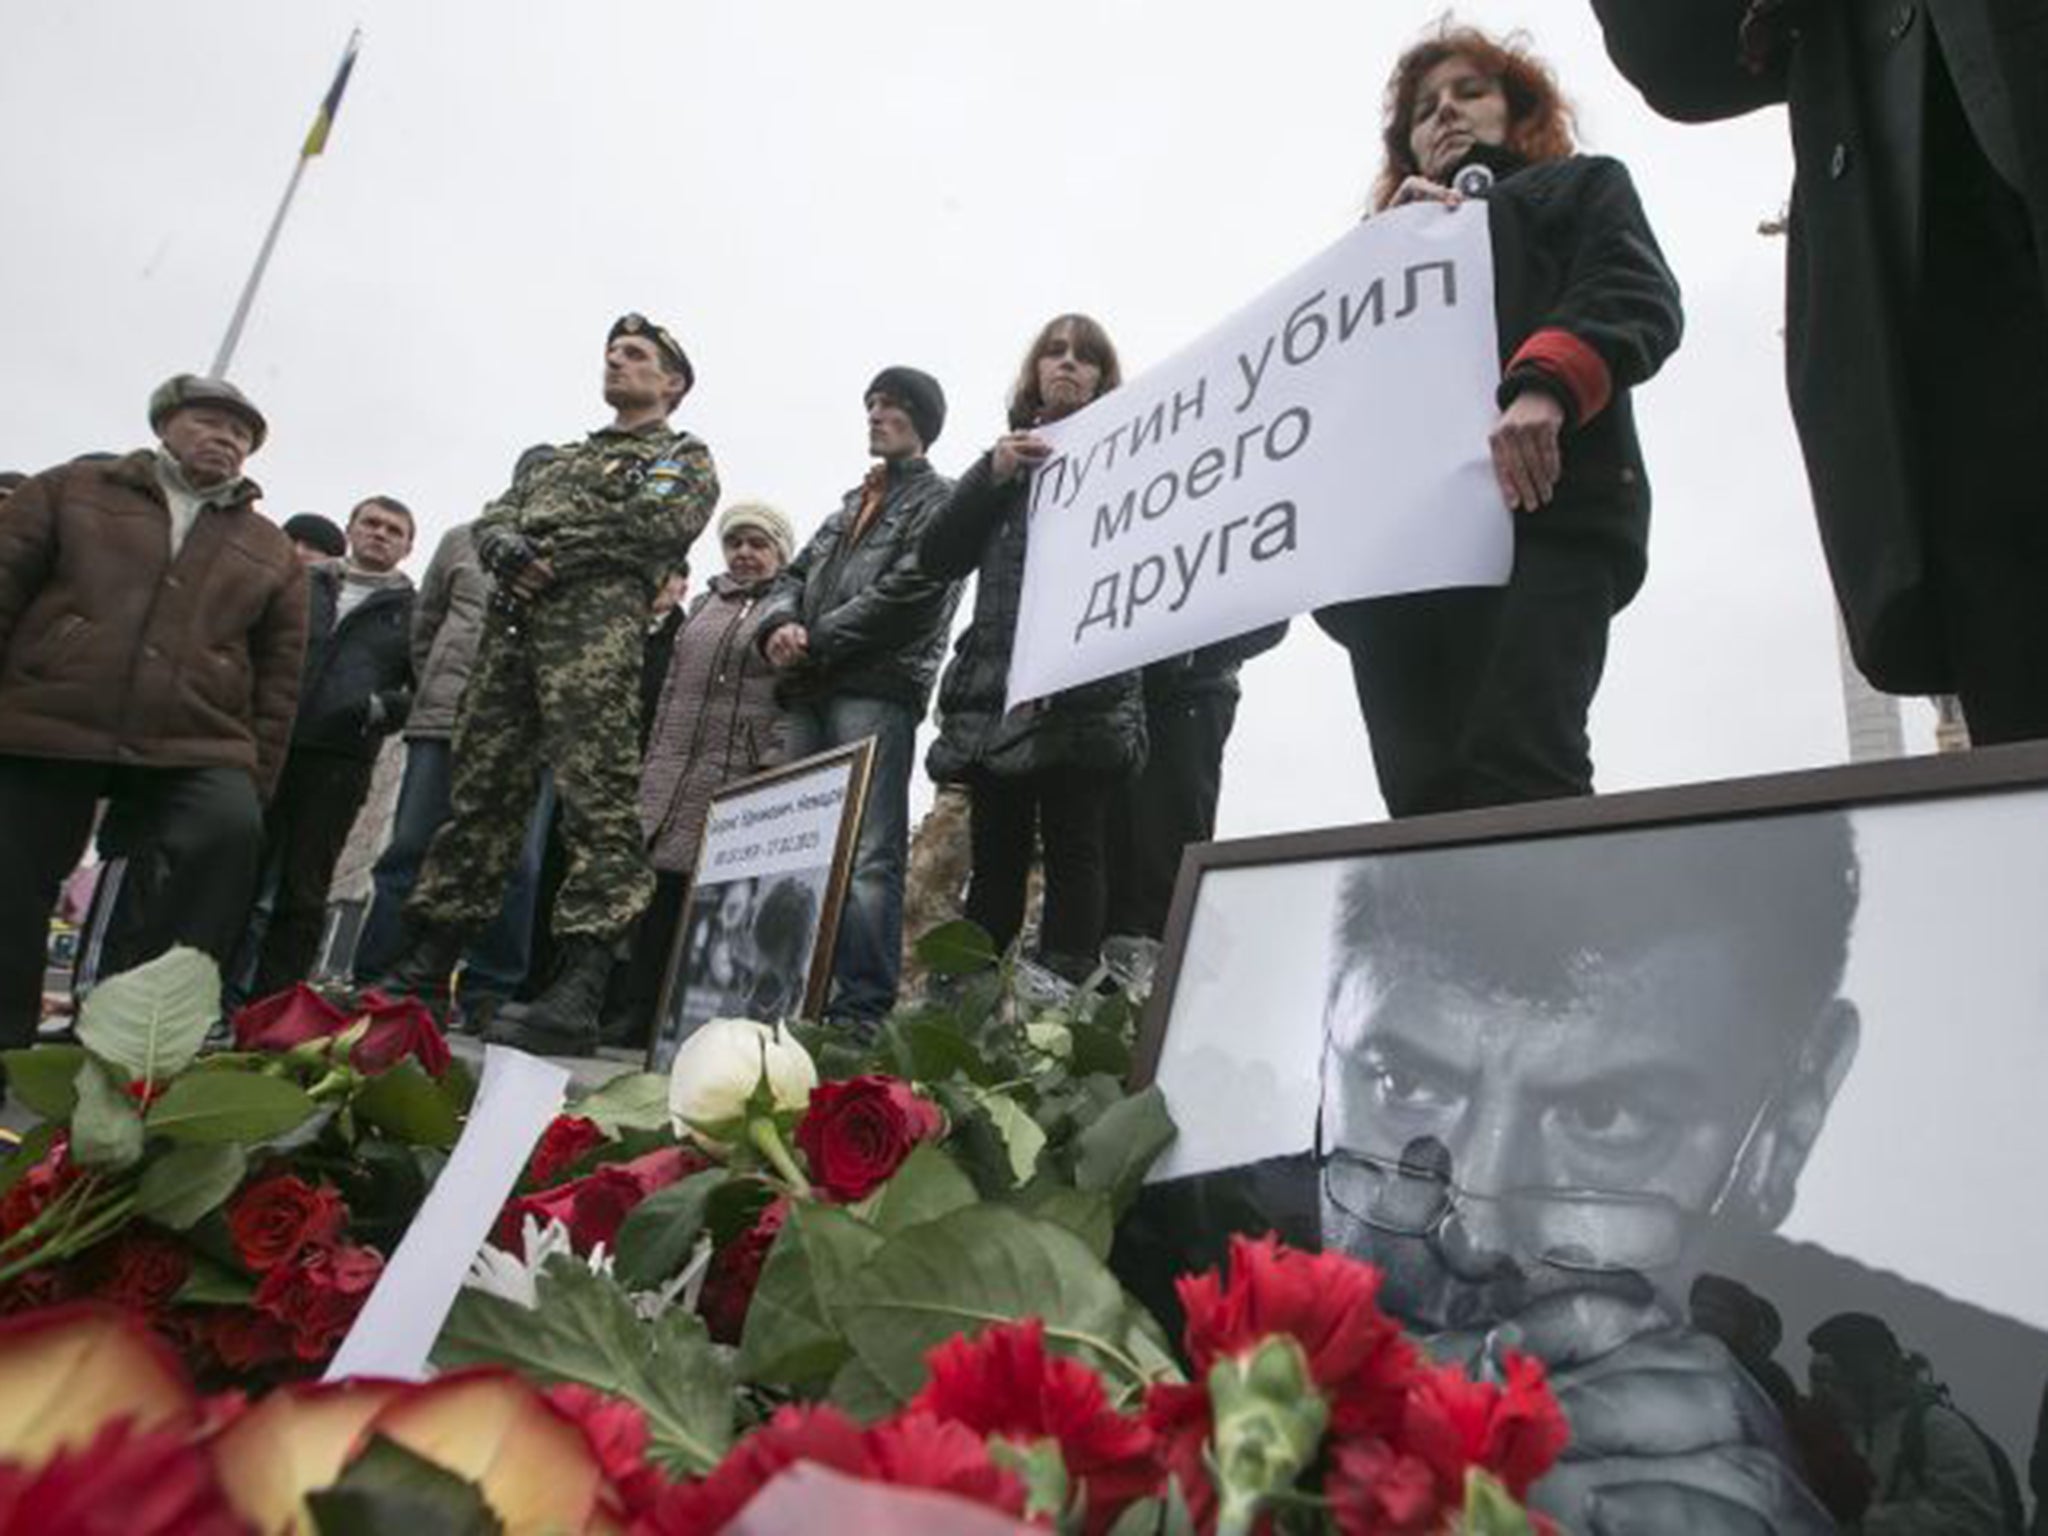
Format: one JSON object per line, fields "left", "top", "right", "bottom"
{"left": 609, "top": 313, "right": 694, "bottom": 394}
{"left": 148, "top": 374, "right": 269, "bottom": 451}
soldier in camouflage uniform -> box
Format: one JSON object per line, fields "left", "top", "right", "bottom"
{"left": 375, "top": 314, "right": 718, "bottom": 1051}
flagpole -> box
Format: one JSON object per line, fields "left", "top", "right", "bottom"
{"left": 208, "top": 27, "right": 362, "bottom": 381}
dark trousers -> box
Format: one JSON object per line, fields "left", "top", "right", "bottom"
{"left": 608, "top": 869, "right": 690, "bottom": 1035}
{"left": 247, "top": 748, "right": 374, "bottom": 997}
{"left": 0, "top": 756, "right": 261, "bottom": 1049}
{"left": 964, "top": 766, "right": 1116, "bottom": 976}
{"left": 1105, "top": 692, "right": 1237, "bottom": 941}
{"left": 1915, "top": 48, "right": 2048, "bottom": 744}
{"left": 1316, "top": 534, "right": 1615, "bottom": 818}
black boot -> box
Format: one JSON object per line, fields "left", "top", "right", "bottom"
{"left": 368, "top": 922, "right": 468, "bottom": 1019}
{"left": 485, "top": 937, "right": 612, "bottom": 1055}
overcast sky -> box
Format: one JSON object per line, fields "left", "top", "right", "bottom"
{"left": 0, "top": 1, "right": 1938, "bottom": 835}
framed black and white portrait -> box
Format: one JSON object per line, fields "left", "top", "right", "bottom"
{"left": 1124, "top": 745, "right": 2048, "bottom": 1530}
{"left": 646, "top": 739, "right": 873, "bottom": 1073}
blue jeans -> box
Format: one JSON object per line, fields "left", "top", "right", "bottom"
{"left": 783, "top": 695, "right": 916, "bottom": 1025}
{"left": 354, "top": 739, "right": 553, "bottom": 1000}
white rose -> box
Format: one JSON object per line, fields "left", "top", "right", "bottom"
{"left": 668, "top": 1018, "right": 818, "bottom": 1142}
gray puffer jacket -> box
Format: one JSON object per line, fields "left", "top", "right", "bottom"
{"left": 405, "top": 523, "right": 489, "bottom": 741}
{"left": 920, "top": 451, "right": 1146, "bottom": 783}
{"left": 753, "top": 458, "right": 959, "bottom": 712}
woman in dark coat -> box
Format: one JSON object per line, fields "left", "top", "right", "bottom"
{"left": 920, "top": 316, "right": 1146, "bottom": 980}
{"left": 1314, "top": 24, "right": 1683, "bottom": 817}
{"left": 606, "top": 501, "right": 792, "bottom": 1044}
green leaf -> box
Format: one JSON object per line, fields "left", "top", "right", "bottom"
{"left": 880, "top": 1016, "right": 994, "bottom": 1086}
{"left": 914, "top": 919, "right": 1000, "bottom": 977}
{"left": 571, "top": 1071, "right": 672, "bottom": 1135}
{"left": 75, "top": 945, "right": 220, "bottom": 1084}
{"left": 862, "top": 1144, "right": 979, "bottom": 1236}
{"left": 0, "top": 1123, "right": 60, "bottom": 1204}
{"left": 825, "top": 1353, "right": 900, "bottom": 1422}
{"left": 135, "top": 1143, "right": 248, "bottom": 1229}
{"left": 70, "top": 1057, "right": 144, "bottom": 1170}
{"left": 306, "top": 1433, "right": 504, "bottom": 1536}
{"left": 612, "top": 1169, "right": 726, "bottom": 1290}
{"left": 1455, "top": 1468, "right": 1542, "bottom": 1535}
{"left": 1020, "top": 1186, "right": 1115, "bottom": 1261}
{"left": 433, "top": 1258, "right": 734, "bottom": 1477}
{"left": 973, "top": 1089, "right": 1047, "bottom": 1188}
{"left": 175, "top": 1252, "right": 257, "bottom": 1305}
{"left": 1072, "top": 1084, "right": 1177, "bottom": 1214}
{"left": 0, "top": 1046, "right": 87, "bottom": 1122}
{"left": 737, "top": 1204, "right": 883, "bottom": 1386}
{"left": 836, "top": 1205, "right": 1171, "bottom": 1408}
{"left": 353, "top": 1060, "right": 461, "bottom": 1148}
{"left": 1067, "top": 1013, "right": 1134, "bottom": 1078}
{"left": 144, "top": 1070, "right": 318, "bottom": 1144}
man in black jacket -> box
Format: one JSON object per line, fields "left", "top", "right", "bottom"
{"left": 245, "top": 496, "right": 415, "bottom": 996}
{"left": 1591, "top": 0, "right": 2048, "bottom": 742}
{"left": 757, "top": 368, "right": 959, "bottom": 1032}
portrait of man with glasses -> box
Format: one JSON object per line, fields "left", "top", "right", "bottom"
{"left": 1316, "top": 809, "right": 1861, "bottom": 1532}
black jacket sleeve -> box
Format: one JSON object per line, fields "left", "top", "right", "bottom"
{"left": 807, "top": 504, "right": 958, "bottom": 666}
{"left": 918, "top": 453, "right": 1014, "bottom": 580}
{"left": 1590, "top": 0, "right": 1788, "bottom": 121}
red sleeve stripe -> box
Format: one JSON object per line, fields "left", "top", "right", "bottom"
{"left": 1508, "top": 328, "right": 1612, "bottom": 424}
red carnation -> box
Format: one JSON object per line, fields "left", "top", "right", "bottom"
{"left": 0, "top": 1267, "right": 74, "bottom": 1318}
{"left": 226, "top": 1174, "right": 347, "bottom": 1274}
{"left": 1176, "top": 1234, "right": 1418, "bottom": 1440}
{"left": 351, "top": 988, "right": 453, "bottom": 1077}
{"left": 1326, "top": 1438, "right": 1446, "bottom": 1536}
{"left": 253, "top": 1243, "right": 384, "bottom": 1363}
{"left": 794, "top": 1075, "right": 946, "bottom": 1201}
{"left": 231, "top": 983, "right": 350, "bottom": 1052}
{"left": 910, "top": 1319, "right": 1159, "bottom": 1531}
{"left": 206, "top": 1307, "right": 296, "bottom": 1374}
{"left": 525, "top": 1115, "right": 608, "bottom": 1189}
{"left": 698, "top": 1198, "right": 787, "bottom": 1345}
{"left": 1139, "top": 1381, "right": 1222, "bottom": 1531}
{"left": 547, "top": 1383, "right": 667, "bottom": 1518}
{"left": 1400, "top": 1352, "right": 1569, "bottom": 1506}
{"left": 638, "top": 1402, "right": 872, "bottom": 1535}
{"left": 863, "top": 1411, "right": 1030, "bottom": 1514}
{"left": 93, "top": 1231, "right": 191, "bottom": 1316}
{"left": 0, "top": 1416, "right": 245, "bottom": 1536}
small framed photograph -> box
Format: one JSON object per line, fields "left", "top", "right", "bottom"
{"left": 645, "top": 738, "right": 874, "bottom": 1073}
{"left": 1124, "top": 744, "right": 2048, "bottom": 1499}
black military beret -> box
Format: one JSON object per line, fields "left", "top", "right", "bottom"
{"left": 609, "top": 313, "right": 695, "bottom": 394}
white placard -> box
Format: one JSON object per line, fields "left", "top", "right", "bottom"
{"left": 697, "top": 752, "right": 860, "bottom": 886}
{"left": 1007, "top": 204, "right": 1508, "bottom": 707}
{"left": 324, "top": 1046, "right": 570, "bottom": 1382}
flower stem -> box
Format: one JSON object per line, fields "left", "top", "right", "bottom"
{"left": 747, "top": 1118, "right": 811, "bottom": 1198}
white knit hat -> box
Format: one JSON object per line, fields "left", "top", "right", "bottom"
{"left": 716, "top": 500, "right": 796, "bottom": 563}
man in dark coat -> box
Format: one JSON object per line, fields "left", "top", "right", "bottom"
{"left": 243, "top": 496, "right": 416, "bottom": 997}
{"left": 756, "top": 367, "right": 960, "bottom": 1032}
{"left": 0, "top": 375, "right": 307, "bottom": 1051}
{"left": 1592, "top": 0, "right": 2048, "bottom": 741}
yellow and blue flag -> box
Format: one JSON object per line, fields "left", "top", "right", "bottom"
{"left": 301, "top": 31, "right": 361, "bottom": 158}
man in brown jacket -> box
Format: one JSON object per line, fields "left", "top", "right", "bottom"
{"left": 0, "top": 375, "right": 308, "bottom": 1052}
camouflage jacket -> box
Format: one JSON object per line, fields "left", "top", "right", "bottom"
{"left": 474, "top": 419, "right": 718, "bottom": 598}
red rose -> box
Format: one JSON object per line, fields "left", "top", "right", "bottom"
{"left": 1399, "top": 1351, "right": 1569, "bottom": 1506}
{"left": 94, "top": 1231, "right": 192, "bottom": 1315}
{"left": 1175, "top": 1233, "right": 1418, "bottom": 1441}
{"left": 698, "top": 1198, "right": 787, "bottom": 1345}
{"left": 226, "top": 1174, "right": 348, "bottom": 1274}
{"left": 0, "top": 1135, "right": 79, "bottom": 1237}
{"left": 910, "top": 1319, "right": 1159, "bottom": 1532}
{"left": 0, "top": 1417, "right": 245, "bottom": 1536}
{"left": 231, "top": 983, "right": 351, "bottom": 1053}
{"left": 494, "top": 1144, "right": 707, "bottom": 1257}
{"left": 351, "top": 988, "right": 453, "bottom": 1077}
{"left": 794, "top": 1075, "right": 946, "bottom": 1201}
{"left": 1326, "top": 1437, "right": 1446, "bottom": 1536}
{"left": 253, "top": 1243, "right": 384, "bottom": 1363}
{"left": 525, "top": 1115, "right": 608, "bottom": 1189}
{"left": 206, "top": 1307, "right": 297, "bottom": 1373}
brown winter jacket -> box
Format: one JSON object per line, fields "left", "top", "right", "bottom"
{"left": 0, "top": 450, "right": 309, "bottom": 795}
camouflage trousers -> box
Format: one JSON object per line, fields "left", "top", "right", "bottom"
{"left": 408, "top": 586, "right": 652, "bottom": 944}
